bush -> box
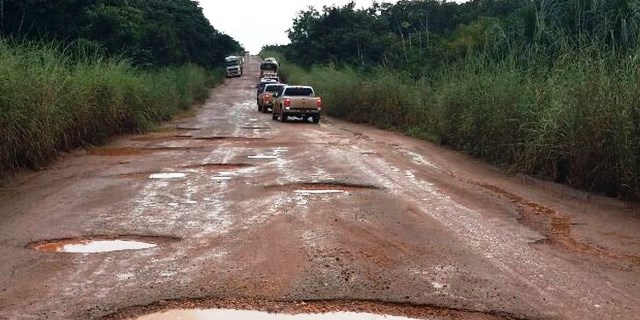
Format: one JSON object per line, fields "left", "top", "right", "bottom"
{"left": 0, "top": 41, "right": 220, "bottom": 178}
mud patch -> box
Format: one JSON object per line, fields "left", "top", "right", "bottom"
{"left": 295, "top": 189, "right": 346, "bottom": 195}
{"left": 475, "top": 182, "right": 640, "bottom": 267}
{"left": 181, "top": 163, "right": 252, "bottom": 171}
{"left": 130, "top": 135, "right": 193, "bottom": 142}
{"left": 87, "top": 147, "right": 154, "bottom": 156}
{"left": 241, "top": 126, "right": 271, "bottom": 130}
{"left": 266, "top": 182, "right": 381, "bottom": 193}
{"left": 195, "top": 136, "right": 266, "bottom": 142}
{"left": 88, "top": 146, "right": 206, "bottom": 156}
{"left": 29, "top": 235, "right": 177, "bottom": 253}
{"left": 176, "top": 126, "right": 204, "bottom": 131}
{"left": 103, "top": 298, "right": 519, "bottom": 320}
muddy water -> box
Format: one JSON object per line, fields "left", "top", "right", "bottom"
{"left": 148, "top": 173, "right": 187, "bottom": 179}
{"left": 294, "top": 189, "right": 346, "bottom": 194}
{"left": 137, "top": 309, "right": 417, "bottom": 320}
{"left": 35, "top": 240, "right": 157, "bottom": 253}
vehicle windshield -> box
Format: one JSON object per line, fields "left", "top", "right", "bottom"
{"left": 265, "top": 85, "right": 284, "bottom": 92}
{"left": 226, "top": 61, "right": 239, "bottom": 67}
{"left": 284, "top": 87, "right": 314, "bottom": 96}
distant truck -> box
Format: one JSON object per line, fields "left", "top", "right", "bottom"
{"left": 272, "top": 85, "right": 322, "bottom": 123}
{"left": 225, "top": 56, "right": 243, "bottom": 77}
{"left": 260, "top": 58, "right": 279, "bottom": 79}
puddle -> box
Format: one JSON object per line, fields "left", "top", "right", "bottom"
{"left": 130, "top": 135, "right": 192, "bottom": 142}
{"left": 182, "top": 163, "right": 252, "bottom": 171}
{"left": 136, "top": 309, "right": 416, "bottom": 320}
{"left": 196, "top": 137, "right": 266, "bottom": 142}
{"left": 87, "top": 147, "right": 154, "bottom": 156}
{"left": 248, "top": 155, "right": 279, "bottom": 160}
{"left": 88, "top": 147, "right": 206, "bottom": 156}
{"left": 149, "top": 173, "right": 187, "bottom": 179}
{"left": 241, "top": 126, "right": 271, "bottom": 130}
{"left": 267, "top": 182, "right": 381, "bottom": 193}
{"left": 104, "top": 299, "right": 511, "bottom": 320}
{"left": 176, "top": 126, "right": 204, "bottom": 131}
{"left": 294, "top": 190, "right": 346, "bottom": 195}
{"left": 211, "top": 176, "right": 232, "bottom": 181}
{"left": 32, "top": 240, "right": 156, "bottom": 253}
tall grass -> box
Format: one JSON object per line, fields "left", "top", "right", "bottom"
{"left": 274, "top": 46, "right": 640, "bottom": 199}
{"left": 0, "top": 41, "right": 220, "bottom": 178}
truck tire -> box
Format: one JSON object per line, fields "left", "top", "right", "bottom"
{"left": 258, "top": 104, "right": 262, "bottom": 112}
{"left": 312, "top": 115, "right": 320, "bottom": 124}
{"left": 279, "top": 112, "right": 287, "bottom": 123}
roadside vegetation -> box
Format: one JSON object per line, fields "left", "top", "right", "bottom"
{"left": 262, "top": 0, "right": 640, "bottom": 199}
{"left": 0, "top": 0, "right": 243, "bottom": 178}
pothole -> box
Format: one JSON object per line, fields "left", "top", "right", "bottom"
{"left": 176, "top": 126, "right": 203, "bottom": 131}
{"left": 29, "top": 236, "right": 176, "bottom": 253}
{"left": 241, "top": 126, "right": 271, "bottom": 130}
{"left": 148, "top": 173, "right": 187, "bottom": 179}
{"left": 130, "top": 135, "right": 193, "bottom": 142}
{"left": 181, "top": 163, "right": 252, "bottom": 171}
{"left": 88, "top": 147, "right": 206, "bottom": 156}
{"left": 195, "top": 136, "right": 265, "bottom": 142}
{"left": 211, "top": 176, "right": 233, "bottom": 181}
{"left": 266, "top": 182, "right": 381, "bottom": 193}
{"left": 103, "top": 299, "right": 517, "bottom": 320}
{"left": 87, "top": 147, "right": 154, "bottom": 156}
{"left": 136, "top": 309, "right": 417, "bottom": 320}
{"left": 295, "top": 189, "right": 346, "bottom": 195}
{"left": 475, "top": 182, "right": 640, "bottom": 267}
{"left": 248, "top": 155, "right": 279, "bottom": 160}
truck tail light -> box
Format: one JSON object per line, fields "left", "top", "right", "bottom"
{"left": 317, "top": 97, "right": 323, "bottom": 110}
{"left": 284, "top": 98, "right": 291, "bottom": 107}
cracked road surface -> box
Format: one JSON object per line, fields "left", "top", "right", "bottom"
{"left": 1, "top": 57, "right": 639, "bottom": 320}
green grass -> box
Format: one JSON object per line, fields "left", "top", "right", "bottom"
{"left": 0, "top": 41, "right": 221, "bottom": 178}
{"left": 269, "top": 47, "right": 640, "bottom": 199}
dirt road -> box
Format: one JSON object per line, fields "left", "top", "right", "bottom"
{"left": 1, "top": 57, "right": 639, "bottom": 320}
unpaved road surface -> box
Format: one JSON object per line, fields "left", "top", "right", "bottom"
{"left": 1, "top": 58, "right": 639, "bottom": 320}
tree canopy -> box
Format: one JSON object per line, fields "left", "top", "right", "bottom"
{"left": 278, "top": 0, "right": 640, "bottom": 70}
{"left": 0, "top": 0, "right": 243, "bottom": 69}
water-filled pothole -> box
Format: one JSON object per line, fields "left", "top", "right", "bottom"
{"left": 176, "top": 126, "right": 204, "bottom": 131}
{"left": 104, "top": 299, "right": 513, "bottom": 320}
{"left": 136, "top": 309, "right": 416, "bottom": 320}
{"left": 29, "top": 236, "right": 174, "bottom": 253}
{"left": 130, "top": 135, "right": 193, "bottom": 142}
{"left": 241, "top": 126, "right": 271, "bottom": 130}
{"left": 266, "top": 182, "right": 381, "bottom": 193}
{"left": 88, "top": 146, "right": 206, "bottom": 156}
{"left": 195, "top": 136, "right": 265, "bottom": 142}
{"left": 149, "top": 173, "right": 187, "bottom": 179}
{"left": 182, "top": 163, "right": 252, "bottom": 171}
{"left": 295, "top": 189, "right": 346, "bottom": 195}
{"left": 248, "top": 155, "right": 279, "bottom": 160}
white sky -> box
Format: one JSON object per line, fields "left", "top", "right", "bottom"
{"left": 200, "top": 0, "right": 400, "bottom": 54}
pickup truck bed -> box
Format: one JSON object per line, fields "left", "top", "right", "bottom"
{"left": 272, "top": 86, "right": 322, "bottom": 123}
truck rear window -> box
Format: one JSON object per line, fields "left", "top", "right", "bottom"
{"left": 265, "top": 85, "right": 284, "bottom": 92}
{"left": 284, "top": 88, "right": 314, "bottom": 96}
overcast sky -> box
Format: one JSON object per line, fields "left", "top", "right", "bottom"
{"left": 200, "top": 0, "right": 400, "bottom": 54}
